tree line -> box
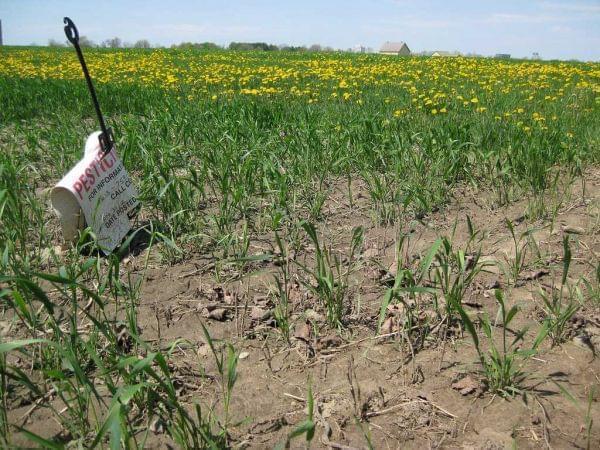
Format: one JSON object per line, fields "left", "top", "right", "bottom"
{"left": 48, "top": 37, "right": 151, "bottom": 48}
{"left": 48, "top": 38, "right": 335, "bottom": 52}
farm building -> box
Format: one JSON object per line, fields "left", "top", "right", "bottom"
{"left": 495, "top": 53, "right": 511, "bottom": 59}
{"left": 431, "top": 51, "right": 461, "bottom": 57}
{"left": 379, "top": 41, "right": 411, "bottom": 56}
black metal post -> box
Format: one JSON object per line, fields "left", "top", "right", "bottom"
{"left": 63, "top": 17, "right": 114, "bottom": 154}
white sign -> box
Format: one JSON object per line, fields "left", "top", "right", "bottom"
{"left": 51, "top": 131, "right": 139, "bottom": 254}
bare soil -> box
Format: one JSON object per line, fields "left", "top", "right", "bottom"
{"left": 9, "top": 170, "right": 600, "bottom": 449}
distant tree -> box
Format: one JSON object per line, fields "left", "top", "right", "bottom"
{"left": 323, "top": 46, "right": 334, "bottom": 52}
{"left": 101, "top": 37, "right": 122, "bottom": 48}
{"left": 134, "top": 39, "right": 151, "bottom": 49}
{"left": 200, "top": 42, "right": 221, "bottom": 50}
{"left": 78, "top": 36, "right": 96, "bottom": 48}
{"left": 197, "top": 42, "right": 220, "bottom": 50}
{"left": 279, "top": 45, "right": 307, "bottom": 52}
{"left": 122, "top": 41, "right": 133, "bottom": 48}
{"left": 172, "top": 41, "right": 220, "bottom": 50}
{"left": 229, "top": 42, "right": 278, "bottom": 51}
{"left": 48, "top": 38, "right": 65, "bottom": 47}
{"left": 309, "top": 44, "right": 322, "bottom": 52}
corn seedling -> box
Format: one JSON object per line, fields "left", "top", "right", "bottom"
{"left": 275, "top": 380, "right": 315, "bottom": 450}
{"left": 201, "top": 322, "right": 240, "bottom": 443}
{"left": 433, "top": 236, "right": 487, "bottom": 322}
{"left": 378, "top": 234, "right": 439, "bottom": 332}
{"left": 458, "top": 290, "right": 548, "bottom": 397}
{"left": 581, "top": 260, "right": 600, "bottom": 306}
{"left": 272, "top": 231, "right": 292, "bottom": 343}
{"left": 554, "top": 382, "right": 596, "bottom": 450}
{"left": 298, "top": 221, "right": 364, "bottom": 328}
{"left": 540, "top": 235, "right": 579, "bottom": 346}
{"left": 503, "top": 218, "right": 533, "bottom": 286}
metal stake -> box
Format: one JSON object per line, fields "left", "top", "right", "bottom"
{"left": 63, "top": 17, "right": 114, "bottom": 154}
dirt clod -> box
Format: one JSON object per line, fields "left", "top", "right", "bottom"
{"left": 523, "top": 269, "right": 550, "bottom": 281}
{"left": 451, "top": 376, "right": 480, "bottom": 396}
{"left": 562, "top": 225, "right": 585, "bottom": 234}
{"left": 207, "top": 308, "right": 227, "bottom": 321}
{"left": 316, "top": 334, "right": 343, "bottom": 350}
{"left": 294, "top": 321, "right": 312, "bottom": 342}
{"left": 251, "top": 306, "right": 271, "bottom": 322}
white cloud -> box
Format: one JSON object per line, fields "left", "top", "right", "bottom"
{"left": 551, "top": 25, "right": 574, "bottom": 33}
{"left": 537, "top": 1, "right": 600, "bottom": 14}
{"left": 485, "top": 13, "right": 562, "bottom": 24}
{"left": 151, "top": 24, "right": 207, "bottom": 35}
{"left": 148, "top": 23, "right": 264, "bottom": 40}
{"left": 362, "top": 15, "right": 459, "bottom": 31}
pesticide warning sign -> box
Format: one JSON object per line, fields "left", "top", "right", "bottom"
{"left": 51, "top": 132, "right": 138, "bottom": 254}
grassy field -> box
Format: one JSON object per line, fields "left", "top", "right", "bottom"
{"left": 1, "top": 46, "right": 599, "bottom": 448}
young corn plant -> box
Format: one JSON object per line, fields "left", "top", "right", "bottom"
{"left": 581, "top": 260, "right": 600, "bottom": 306}
{"left": 272, "top": 231, "right": 292, "bottom": 343}
{"left": 503, "top": 218, "right": 531, "bottom": 286}
{"left": 275, "top": 380, "right": 315, "bottom": 450}
{"left": 433, "top": 235, "right": 487, "bottom": 323}
{"left": 377, "top": 234, "right": 439, "bottom": 332}
{"left": 362, "top": 171, "right": 405, "bottom": 225}
{"left": 540, "top": 235, "right": 579, "bottom": 346}
{"left": 554, "top": 382, "right": 596, "bottom": 450}
{"left": 458, "top": 290, "right": 548, "bottom": 397}
{"left": 0, "top": 352, "right": 9, "bottom": 449}
{"left": 298, "top": 221, "right": 363, "bottom": 329}
{"left": 201, "top": 323, "right": 240, "bottom": 444}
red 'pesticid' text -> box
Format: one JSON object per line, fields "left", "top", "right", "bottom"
{"left": 72, "top": 151, "right": 117, "bottom": 200}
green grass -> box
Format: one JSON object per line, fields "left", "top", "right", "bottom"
{"left": 0, "top": 47, "right": 599, "bottom": 447}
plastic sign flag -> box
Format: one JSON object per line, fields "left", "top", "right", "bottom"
{"left": 51, "top": 131, "right": 139, "bottom": 254}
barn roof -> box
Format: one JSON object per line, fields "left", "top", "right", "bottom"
{"left": 380, "top": 41, "right": 408, "bottom": 52}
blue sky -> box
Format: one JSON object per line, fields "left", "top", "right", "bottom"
{"left": 1, "top": 0, "right": 599, "bottom": 60}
